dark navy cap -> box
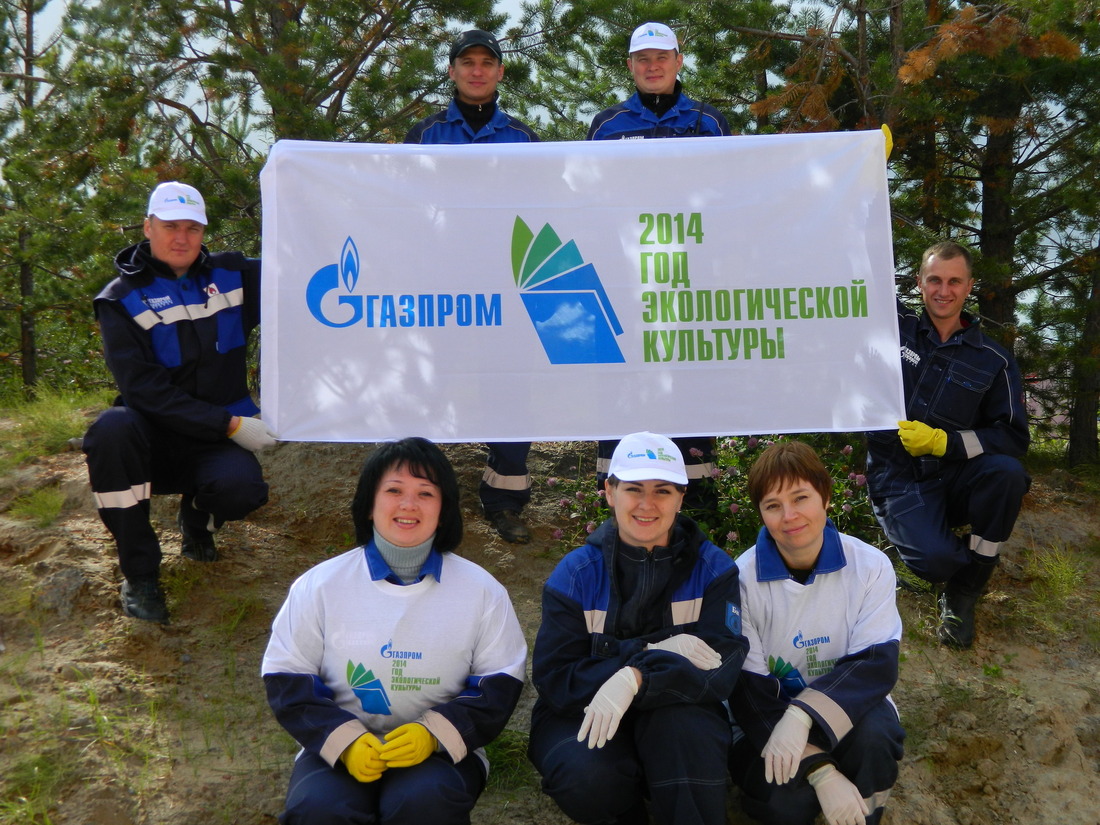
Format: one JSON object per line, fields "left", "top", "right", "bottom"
{"left": 449, "top": 29, "right": 504, "bottom": 63}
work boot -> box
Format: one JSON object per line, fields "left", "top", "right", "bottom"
{"left": 937, "top": 555, "right": 997, "bottom": 649}
{"left": 178, "top": 498, "right": 218, "bottom": 562}
{"left": 488, "top": 510, "right": 530, "bottom": 543}
{"left": 120, "top": 578, "right": 169, "bottom": 624}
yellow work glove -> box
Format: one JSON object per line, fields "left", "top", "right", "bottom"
{"left": 881, "top": 124, "right": 893, "bottom": 160}
{"left": 379, "top": 722, "right": 438, "bottom": 768}
{"left": 340, "top": 732, "right": 386, "bottom": 783}
{"left": 897, "top": 420, "right": 947, "bottom": 457}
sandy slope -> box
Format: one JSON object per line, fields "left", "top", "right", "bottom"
{"left": 0, "top": 440, "right": 1097, "bottom": 824}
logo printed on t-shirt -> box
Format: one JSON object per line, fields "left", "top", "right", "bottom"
{"left": 347, "top": 660, "right": 392, "bottom": 715}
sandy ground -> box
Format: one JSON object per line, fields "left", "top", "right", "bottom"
{"left": 0, "top": 439, "right": 1098, "bottom": 824}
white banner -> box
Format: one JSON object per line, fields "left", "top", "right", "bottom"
{"left": 260, "top": 132, "right": 903, "bottom": 442}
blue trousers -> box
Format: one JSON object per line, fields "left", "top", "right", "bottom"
{"left": 83, "top": 406, "right": 268, "bottom": 580}
{"left": 868, "top": 453, "right": 1030, "bottom": 582}
{"left": 729, "top": 700, "right": 904, "bottom": 825}
{"left": 479, "top": 441, "right": 531, "bottom": 514}
{"left": 529, "top": 702, "right": 731, "bottom": 825}
{"left": 279, "top": 750, "right": 485, "bottom": 825}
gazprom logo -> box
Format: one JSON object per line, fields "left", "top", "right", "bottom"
{"left": 512, "top": 217, "right": 625, "bottom": 364}
{"left": 793, "top": 631, "right": 830, "bottom": 649}
{"left": 305, "top": 236, "right": 502, "bottom": 329}
{"left": 306, "top": 237, "right": 363, "bottom": 328}
{"left": 380, "top": 640, "right": 423, "bottom": 660}
{"left": 626, "top": 448, "right": 677, "bottom": 463}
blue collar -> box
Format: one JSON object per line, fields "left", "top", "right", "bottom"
{"left": 752, "top": 519, "right": 846, "bottom": 584}
{"left": 625, "top": 88, "right": 696, "bottom": 122}
{"left": 363, "top": 540, "right": 444, "bottom": 585}
{"left": 445, "top": 98, "right": 507, "bottom": 135}
{"left": 918, "top": 308, "right": 982, "bottom": 347}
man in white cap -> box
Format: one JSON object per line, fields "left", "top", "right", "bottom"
{"left": 405, "top": 29, "right": 540, "bottom": 544}
{"left": 588, "top": 23, "right": 730, "bottom": 508}
{"left": 83, "top": 181, "right": 275, "bottom": 623}
{"left": 587, "top": 21, "right": 732, "bottom": 140}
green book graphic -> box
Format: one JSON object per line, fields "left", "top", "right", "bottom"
{"left": 347, "top": 660, "right": 391, "bottom": 715}
{"left": 512, "top": 217, "right": 626, "bottom": 364}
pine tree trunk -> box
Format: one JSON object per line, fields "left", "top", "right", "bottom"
{"left": 1066, "top": 249, "right": 1100, "bottom": 467}
{"left": 19, "top": 230, "right": 37, "bottom": 391}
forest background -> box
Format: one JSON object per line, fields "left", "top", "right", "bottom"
{"left": 2, "top": 0, "right": 1100, "bottom": 463}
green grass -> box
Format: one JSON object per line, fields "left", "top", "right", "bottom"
{"left": 9, "top": 487, "right": 66, "bottom": 528}
{"left": 0, "top": 570, "right": 33, "bottom": 617}
{"left": 213, "top": 593, "right": 266, "bottom": 637}
{"left": 0, "top": 388, "right": 112, "bottom": 473}
{"left": 0, "top": 674, "right": 164, "bottom": 825}
{"left": 161, "top": 562, "right": 205, "bottom": 609}
{"left": 0, "top": 751, "right": 72, "bottom": 824}
{"left": 1071, "top": 465, "right": 1100, "bottom": 498}
{"left": 1027, "top": 545, "right": 1085, "bottom": 605}
{"left": 1023, "top": 437, "right": 1066, "bottom": 474}
{"left": 1026, "top": 437, "right": 1100, "bottom": 497}
{"left": 1012, "top": 543, "right": 1091, "bottom": 638}
{"left": 484, "top": 728, "right": 540, "bottom": 793}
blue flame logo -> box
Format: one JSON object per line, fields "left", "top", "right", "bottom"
{"left": 306, "top": 236, "right": 364, "bottom": 327}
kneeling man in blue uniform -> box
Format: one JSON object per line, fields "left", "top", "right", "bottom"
{"left": 84, "top": 182, "right": 275, "bottom": 623}
{"left": 866, "top": 241, "right": 1030, "bottom": 649}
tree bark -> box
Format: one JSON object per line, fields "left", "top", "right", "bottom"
{"left": 1066, "top": 246, "right": 1100, "bottom": 467}
{"left": 18, "top": 229, "right": 37, "bottom": 390}
{"left": 977, "top": 106, "right": 1023, "bottom": 349}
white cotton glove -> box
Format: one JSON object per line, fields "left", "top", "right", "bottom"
{"left": 577, "top": 667, "right": 639, "bottom": 750}
{"left": 229, "top": 416, "right": 277, "bottom": 452}
{"left": 807, "top": 764, "right": 869, "bottom": 825}
{"left": 646, "top": 633, "right": 722, "bottom": 670}
{"left": 762, "top": 704, "right": 812, "bottom": 784}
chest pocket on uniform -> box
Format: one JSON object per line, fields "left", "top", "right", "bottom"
{"left": 216, "top": 305, "right": 246, "bottom": 353}
{"left": 149, "top": 323, "right": 182, "bottom": 368}
{"left": 931, "top": 361, "right": 993, "bottom": 428}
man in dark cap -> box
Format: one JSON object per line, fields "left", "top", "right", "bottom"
{"left": 405, "top": 29, "right": 539, "bottom": 145}
{"left": 404, "top": 30, "right": 539, "bottom": 543}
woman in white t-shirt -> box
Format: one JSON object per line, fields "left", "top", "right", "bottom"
{"left": 262, "top": 437, "right": 527, "bottom": 825}
{"left": 729, "top": 440, "right": 904, "bottom": 825}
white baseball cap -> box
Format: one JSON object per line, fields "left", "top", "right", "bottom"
{"left": 629, "top": 22, "right": 679, "bottom": 54}
{"left": 147, "top": 181, "right": 207, "bottom": 225}
{"left": 608, "top": 432, "right": 688, "bottom": 485}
